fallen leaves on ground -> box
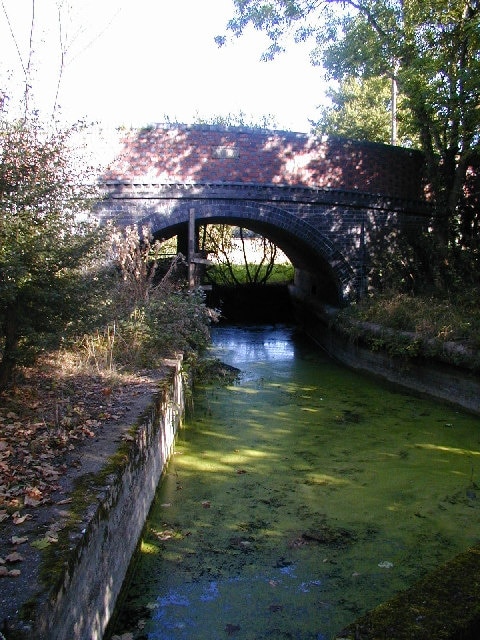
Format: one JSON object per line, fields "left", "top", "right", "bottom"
{"left": 0, "top": 566, "right": 21, "bottom": 577}
{"left": 0, "top": 354, "right": 159, "bottom": 517}
{"left": 0, "top": 550, "right": 24, "bottom": 578}
{"left": 0, "top": 354, "right": 164, "bottom": 595}
{"left": 12, "top": 512, "right": 32, "bottom": 525}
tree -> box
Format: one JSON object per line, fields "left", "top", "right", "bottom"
{"left": 313, "top": 75, "right": 417, "bottom": 147}
{"left": 200, "top": 224, "right": 282, "bottom": 285}
{"left": 220, "top": 0, "right": 480, "bottom": 250}
{"left": 0, "top": 114, "right": 107, "bottom": 389}
{"left": 314, "top": 75, "right": 394, "bottom": 144}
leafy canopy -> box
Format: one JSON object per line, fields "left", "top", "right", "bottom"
{"left": 221, "top": 0, "right": 480, "bottom": 243}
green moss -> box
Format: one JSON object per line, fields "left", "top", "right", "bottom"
{"left": 337, "top": 546, "right": 480, "bottom": 639}
{"left": 334, "top": 293, "right": 480, "bottom": 371}
{"left": 33, "top": 416, "right": 144, "bottom": 602}
{"left": 36, "top": 456, "right": 129, "bottom": 590}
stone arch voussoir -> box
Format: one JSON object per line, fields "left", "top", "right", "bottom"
{"left": 141, "top": 199, "right": 355, "bottom": 302}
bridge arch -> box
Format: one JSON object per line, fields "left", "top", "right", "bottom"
{"left": 96, "top": 124, "right": 431, "bottom": 306}
{"left": 139, "top": 199, "right": 354, "bottom": 305}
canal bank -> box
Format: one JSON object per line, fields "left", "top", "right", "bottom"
{"left": 290, "top": 286, "right": 480, "bottom": 416}
{"left": 1, "top": 358, "right": 184, "bottom": 640}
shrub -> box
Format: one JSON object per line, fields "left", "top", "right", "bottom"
{"left": 0, "top": 116, "right": 109, "bottom": 389}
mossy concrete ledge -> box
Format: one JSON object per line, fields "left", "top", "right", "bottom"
{"left": 335, "top": 545, "right": 480, "bottom": 640}
{"left": 26, "top": 357, "right": 185, "bottom": 640}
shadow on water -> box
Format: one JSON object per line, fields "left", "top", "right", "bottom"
{"left": 107, "top": 324, "right": 480, "bottom": 640}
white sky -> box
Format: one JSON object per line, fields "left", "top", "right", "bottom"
{"left": 0, "top": 0, "right": 328, "bottom": 133}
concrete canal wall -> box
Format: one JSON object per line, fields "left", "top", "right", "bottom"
{"left": 21, "top": 292, "right": 479, "bottom": 640}
{"left": 291, "top": 288, "right": 480, "bottom": 416}
{"left": 30, "top": 358, "right": 184, "bottom": 640}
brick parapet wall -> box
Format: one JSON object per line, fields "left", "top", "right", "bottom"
{"left": 97, "top": 125, "right": 431, "bottom": 303}
{"left": 103, "top": 124, "right": 426, "bottom": 202}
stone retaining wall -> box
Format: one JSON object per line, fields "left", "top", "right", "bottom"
{"left": 31, "top": 358, "right": 184, "bottom": 640}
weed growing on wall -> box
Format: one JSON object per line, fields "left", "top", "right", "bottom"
{"left": 336, "top": 291, "right": 480, "bottom": 369}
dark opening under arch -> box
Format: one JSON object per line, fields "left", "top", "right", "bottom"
{"left": 141, "top": 200, "right": 354, "bottom": 306}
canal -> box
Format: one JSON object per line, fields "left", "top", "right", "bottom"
{"left": 108, "top": 324, "right": 480, "bottom": 640}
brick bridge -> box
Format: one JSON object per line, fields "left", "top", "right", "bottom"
{"left": 96, "top": 124, "right": 431, "bottom": 305}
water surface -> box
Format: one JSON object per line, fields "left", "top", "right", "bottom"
{"left": 110, "top": 325, "right": 480, "bottom": 639}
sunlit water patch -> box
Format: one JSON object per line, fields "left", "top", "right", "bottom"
{"left": 108, "top": 325, "right": 480, "bottom": 639}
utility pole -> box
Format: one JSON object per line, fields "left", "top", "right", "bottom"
{"left": 391, "top": 60, "right": 399, "bottom": 146}
{"left": 188, "top": 208, "right": 196, "bottom": 290}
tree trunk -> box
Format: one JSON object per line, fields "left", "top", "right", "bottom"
{"left": 0, "top": 305, "right": 20, "bottom": 390}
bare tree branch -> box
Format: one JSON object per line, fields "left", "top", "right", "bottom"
{"left": 1, "top": 0, "right": 28, "bottom": 99}
{"left": 52, "top": 1, "right": 65, "bottom": 117}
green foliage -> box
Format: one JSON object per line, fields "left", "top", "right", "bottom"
{"left": 314, "top": 77, "right": 393, "bottom": 143}
{"left": 365, "top": 216, "right": 480, "bottom": 298}
{"left": 112, "top": 288, "right": 214, "bottom": 369}
{"left": 78, "top": 226, "right": 218, "bottom": 373}
{"left": 0, "top": 115, "right": 110, "bottom": 388}
{"left": 207, "top": 263, "right": 293, "bottom": 286}
{"left": 313, "top": 76, "right": 418, "bottom": 146}
{"left": 338, "top": 290, "right": 480, "bottom": 353}
{"left": 223, "top": 0, "right": 480, "bottom": 252}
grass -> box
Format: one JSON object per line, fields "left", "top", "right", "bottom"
{"left": 206, "top": 263, "right": 294, "bottom": 285}
{"left": 338, "top": 291, "right": 480, "bottom": 350}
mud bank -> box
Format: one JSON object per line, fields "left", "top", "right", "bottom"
{"left": 292, "top": 290, "right": 480, "bottom": 416}
{"left": 4, "top": 357, "right": 184, "bottom": 640}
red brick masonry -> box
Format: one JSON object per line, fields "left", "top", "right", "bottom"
{"left": 104, "top": 125, "right": 425, "bottom": 201}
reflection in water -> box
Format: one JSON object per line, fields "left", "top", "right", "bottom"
{"left": 212, "top": 325, "right": 295, "bottom": 383}
{"left": 109, "top": 325, "right": 480, "bottom": 640}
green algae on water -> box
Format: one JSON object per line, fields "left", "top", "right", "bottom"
{"left": 109, "top": 325, "right": 480, "bottom": 640}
